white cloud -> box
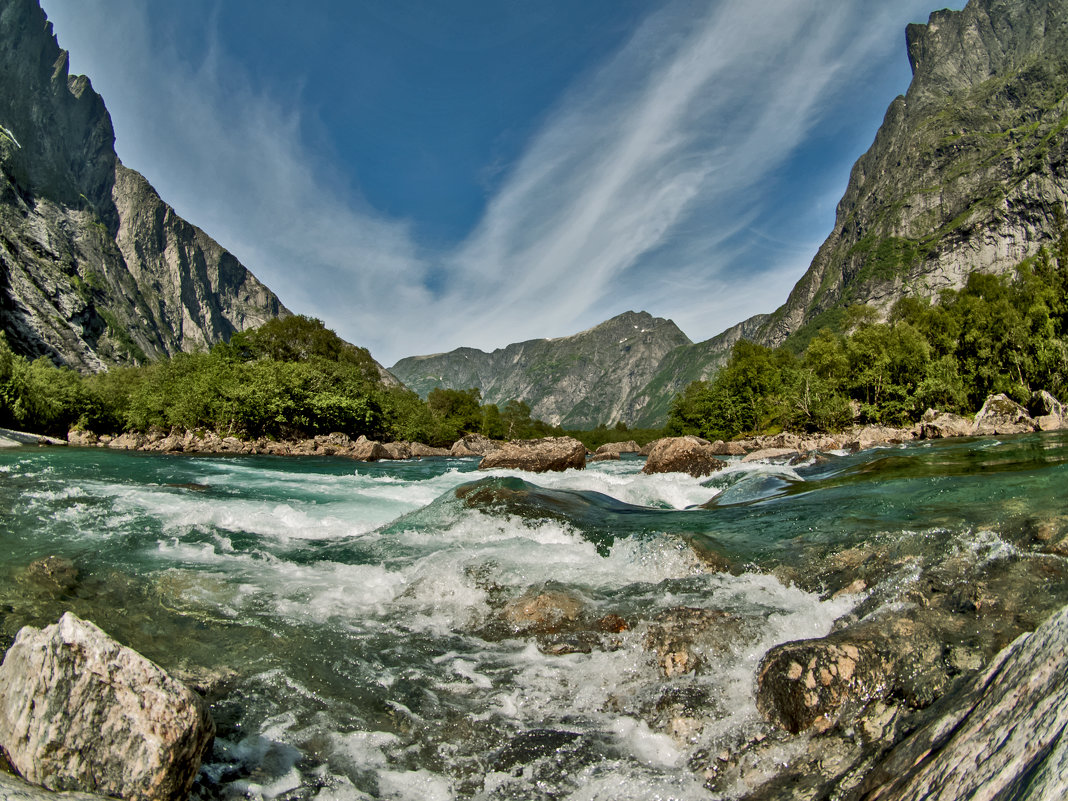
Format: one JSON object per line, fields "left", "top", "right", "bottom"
{"left": 42, "top": 0, "right": 945, "bottom": 365}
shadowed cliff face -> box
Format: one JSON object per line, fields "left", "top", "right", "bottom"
{"left": 0, "top": 0, "right": 289, "bottom": 371}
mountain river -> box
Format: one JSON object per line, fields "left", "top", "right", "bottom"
{"left": 2, "top": 432, "right": 1067, "bottom": 799}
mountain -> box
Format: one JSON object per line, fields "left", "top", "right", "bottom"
{"left": 751, "top": 0, "right": 1068, "bottom": 347}
{"left": 393, "top": 0, "right": 1068, "bottom": 428}
{"left": 390, "top": 311, "right": 692, "bottom": 428}
{"left": 682, "top": 0, "right": 1068, "bottom": 365}
{"left": 0, "top": 0, "right": 288, "bottom": 371}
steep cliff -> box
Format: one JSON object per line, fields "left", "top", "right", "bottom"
{"left": 391, "top": 311, "right": 692, "bottom": 428}
{"left": 754, "top": 0, "right": 1068, "bottom": 345}
{"left": 0, "top": 0, "right": 288, "bottom": 371}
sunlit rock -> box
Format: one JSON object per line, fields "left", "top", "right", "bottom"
{"left": 642, "top": 436, "right": 726, "bottom": 477}
{"left": 972, "top": 393, "right": 1035, "bottom": 435}
{"left": 478, "top": 436, "right": 586, "bottom": 473}
{"left": 0, "top": 612, "right": 215, "bottom": 801}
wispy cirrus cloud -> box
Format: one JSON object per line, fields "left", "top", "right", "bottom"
{"left": 42, "top": 0, "right": 946, "bottom": 364}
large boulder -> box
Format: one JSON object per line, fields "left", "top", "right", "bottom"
{"left": 756, "top": 615, "right": 945, "bottom": 735}
{"left": 352, "top": 437, "right": 391, "bottom": 462}
{"left": 478, "top": 436, "right": 586, "bottom": 473}
{"left": 450, "top": 433, "right": 501, "bottom": 457}
{"left": 1029, "top": 390, "right": 1067, "bottom": 432}
{"left": 0, "top": 612, "right": 215, "bottom": 801}
{"left": 409, "top": 441, "right": 450, "bottom": 457}
{"left": 642, "top": 436, "right": 727, "bottom": 477}
{"left": 919, "top": 408, "right": 973, "bottom": 439}
{"left": 594, "top": 440, "right": 640, "bottom": 455}
{"left": 502, "top": 587, "right": 585, "bottom": 634}
{"left": 972, "top": 393, "right": 1035, "bottom": 435}
{"left": 856, "top": 603, "right": 1068, "bottom": 801}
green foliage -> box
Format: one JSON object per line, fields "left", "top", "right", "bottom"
{"left": 668, "top": 254, "right": 1068, "bottom": 438}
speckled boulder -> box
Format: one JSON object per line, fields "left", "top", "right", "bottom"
{"left": 0, "top": 613, "right": 215, "bottom": 801}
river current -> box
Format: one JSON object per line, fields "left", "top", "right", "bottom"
{"left": 2, "top": 433, "right": 1067, "bottom": 799}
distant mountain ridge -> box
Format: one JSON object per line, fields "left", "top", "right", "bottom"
{"left": 395, "top": 0, "right": 1068, "bottom": 427}
{"left": 390, "top": 311, "right": 691, "bottom": 428}
{"left": 0, "top": 0, "right": 288, "bottom": 371}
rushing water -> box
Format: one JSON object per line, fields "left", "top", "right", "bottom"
{"left": 2, "top": 433, "right": 1067, "bottom": 800}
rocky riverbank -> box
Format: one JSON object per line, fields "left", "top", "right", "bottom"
{"left": 49, "top": 391, "right": 1068, "bottom": 477}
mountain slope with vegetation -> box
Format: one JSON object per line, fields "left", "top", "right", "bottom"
{"left": 0, "top": 0, "right": 289, "bottom": 371}
{"left": 400, "top": 0, "right": 1068, "bottom": 428}
{"left": 390, "top": 311, "right": 692, "bottom": 428}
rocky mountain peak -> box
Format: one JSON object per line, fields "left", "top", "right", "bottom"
{"left": 0, "top": 0, "right": 296, "bottom": 373}
{"left": 906, "top": 0, "right": 1068, "bottom": 106}
{"left": 0, "top": 0, "right": 117, "bottom": 230}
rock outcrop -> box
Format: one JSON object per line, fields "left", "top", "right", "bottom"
{"left": 972, "top": 392, "right": 1035, "bottom": 434}
{"left": 855, "top": 603, "right": 1068, "bottom": 801}
{"left": 642, "top": 436, "right": 727, "bottom": 477}
{"left": 0, "top": 612, "right": 215, "bottom": 801}
{"left": 478, "top": 436, "right": 586, "bottom": 473}
{"left": 0, "top": 0, "right": 289, "bottom": 371}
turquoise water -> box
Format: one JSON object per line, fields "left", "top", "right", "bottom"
{"left": 2, "top": 433, "right": 1066, "bottom": 799}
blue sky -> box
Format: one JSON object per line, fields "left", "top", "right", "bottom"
{"left": 41, "top": 0, "right": 965, "bottom": 366}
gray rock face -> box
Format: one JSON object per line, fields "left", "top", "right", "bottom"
{"left": 856, "top": 603, "right": 1068, "bottom": 801}
{"left": 391, "top": 311, "right": 692, "bottom": 428}
{"left": 478, "top": 436, "right": 587, "bottom": 473}
{"left": 653, "top": 0, "right": 1068, "bottom": 392}
{"left": 642, "top": 436, "right": 727, "bottom": 477}
{"left": 0, "top": 612, "right": 215, "bottom": 801}
{"left": 0, "top": 0, "right": 289, "bottom": 371}
{"left": 972, "top": 392, "right": 1035, "bottom": 434}
{"left": 758, "top": 0, "right": 1068, "bottom": 346}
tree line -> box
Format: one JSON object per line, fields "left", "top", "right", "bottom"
{"left": 0, "top": 316, "right": 557, "bottom": 447}
{"left": 667, "top": 246, "right": 1068, "bottom": 440}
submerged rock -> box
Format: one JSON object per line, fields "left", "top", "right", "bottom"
{"left": 644, "top": 607, "right": 736, "bottom": 678}
{"left": 20, "top": 556, "right": 78, "bottom": 593}
{"left": 642, "top": 436, "right": 727, "bottom": 477}
{"left": 502, "top": 587, "right": 585, "bottom": 634}
{"left": 0, "top": 612, "right": 215, "bottom": 801}
{"left": 478, "top": 436, "right": 586, "bottom": 473}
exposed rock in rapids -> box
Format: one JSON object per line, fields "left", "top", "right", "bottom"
{"left": 843, "top": 426, "right": 916, "bottom": 452}
{"left": 709, "top": 440, "right": 746, "bottom": 456}
{"left": 587, "top": 451, "right": 620, "bottom": 462}
{"left": 643, "top": 607, "right": 738, "bottom": 678}
{"left": 593, "top": 440, "right": 640, "bottom": 455}
{"left": 972, "top": 393, "right": 1035, "bottom": 435}
{"left": 501, "top": 587, "right": 585, "bottom": 634}
{"left": 478, "top": 436, "right": 586, "bottom": 473}
{"left": 0, "top": 773, "right": 110, "bottom": 800}
{"left": 1029, "top": 389, "right": 1064, "bottom": 420}
{"left": 740, "top": 447, "right": 800, "bottom": 464}
{"left": 450, "top": 433, "right": 501, "bottom": 457}
{"left": 352, "top": 438, "right": 390, "bottom": 462}
{"left": 0, "top": 612, "right": 215, "bottom": 801}
{"left": 642, "top": 436, "right": 726, "bottom": 477}
{"left": 855, "top": 603, "right": 1068, "bottom": 801}
{"left": 409, "top": 442, "right": 450, "bottom": 457}
{"left": 755, "top": 615, "right": 948, "bottom": 735}
{"left": 919, "top": 408, "right": 974, "bottom": 439}
{"left": 380, "top": 441, "right": 412, "bottom": 460}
